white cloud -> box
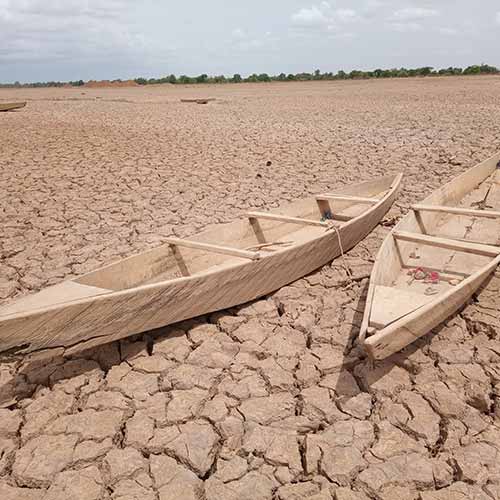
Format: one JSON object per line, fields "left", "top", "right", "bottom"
{"left": 364, "top": 0, "right": 384, "bottom": 8}
{"left": 292, "top": 6, "right": 329, "bottom": 27}
{"left": 291, "top": 3, "right": 361, "bottom": 32}
{"left": 391, "top": 7, "right": 439, "bottom": 21}
{"left": 387, "top": 6, "right": 439, "bottom": 33}
{"left": 335, "top": 8, "right": 358, "bottom": 23}
{"left": 0, "top": 0, "right": 150, "bottom": 70}
{"left": 438, "top": 27, "right": 458, "bottom": 35}
{"left": 390, "top": 22, "right": 423, "bottom": 33}
{"left": 232, "top": 28, "right": 247, "bottom": 40}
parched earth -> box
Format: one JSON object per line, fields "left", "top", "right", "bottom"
{"left": 1, "top": 77, "right": 500, "bottom": 499}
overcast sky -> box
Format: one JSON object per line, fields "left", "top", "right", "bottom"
{"left": 1, "top": 0, "right": 499, "bottom": 83}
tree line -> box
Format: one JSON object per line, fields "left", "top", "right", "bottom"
{"left": 1, "top": 64, "right": 498, "bottom": 88}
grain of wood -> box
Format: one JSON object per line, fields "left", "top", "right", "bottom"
{"left": 164, "top": 237, "right": 261, "bottom": 260}
{"left": 412, "top": 204, "right": 500, "bottom": 219}
{"left": 315, "top": 194, "right": 380, "bottom": 204}
{"left": 246, "top": 211, "right": 328, "bottom": 227}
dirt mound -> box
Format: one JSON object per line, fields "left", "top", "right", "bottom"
{"left": 83, "top": 79, "right": 139, "bottom": 88}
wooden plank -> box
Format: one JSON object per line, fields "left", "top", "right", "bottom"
{"left": 315, "top": 194, "right": 380, "bottom": 204}
{"left": 247, "top": 212, "right": 328, "bottom": 227}
{"left": 412, "top": 204, "right": 500, "bottom": 219}
{"left": 164, "top": 237, "right": 261, "bottom": 261}
{"left": 393, "top": 231, "right": 500, "bottom": 257}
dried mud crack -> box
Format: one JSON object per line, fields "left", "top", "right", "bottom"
{"left": 1, "top": 78, "right": 500, "bottom": 499}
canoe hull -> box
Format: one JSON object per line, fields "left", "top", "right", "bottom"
{"left": 0, "top": 102, "right": 26, "bottom": 112}
{"left": 361, "top": 152, "right": 500, "bottom": 359}
{"left": 0, "top": 174, "right": 401, "bottom": 357}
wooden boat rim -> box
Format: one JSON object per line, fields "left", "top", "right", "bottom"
{"left": 0, "top": 173, "right": 402, "bottom": 322}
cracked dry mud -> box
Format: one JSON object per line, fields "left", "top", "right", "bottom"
{"left": 1, "top": 77, "right": 500, "bottom": 499}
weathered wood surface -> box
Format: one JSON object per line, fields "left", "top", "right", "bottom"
{"left": 315, "top": 194, "right": 380, "bottom": 204}
{"left": 0, "top": 102, "right": 26, "bottom": 112}
{"left": 412, "top": 203, "right": 500, "bottom": 219}
{"left": 247, "top": 211, "right": 328, "bottom": 227}
{"left": 164, "top": 237, "right": 261, "bottom": 260}
{"left": 360, "top": 152, "right": 500, "bottom": 360}
{"left": 0, "top": 173, "right": 402, "bottom": 357}
{"left": 393, "top": 231, "right": 500, "bottom": 257}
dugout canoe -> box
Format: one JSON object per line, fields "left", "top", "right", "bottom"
{"left": 180, "top": 98, "right": 215, "bottom": 104}
{"left": 0, "top": 102, "right": 26, "bottom": 112}
{"left": 0, "top": 173, "right": 402, "bottom": 358}
{"left": 360, "top": 152, "right": 500, "bottom": 360}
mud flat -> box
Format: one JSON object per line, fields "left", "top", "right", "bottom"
{"left": 1, "top": 77, "right": 500, "bottom": 499}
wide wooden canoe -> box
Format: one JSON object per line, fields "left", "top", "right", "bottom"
{"left": 0, "top": 102, "right": 26, "bottom": 112}
{"left": 360, "top": 152, "right": 500, "bottom": 360}
{"left": 0, "top": 173, "right": 401, "bottom": 358}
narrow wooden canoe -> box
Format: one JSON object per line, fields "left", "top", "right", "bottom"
{"left": 0, "top": 102, "right": 26, "bottom": 112}
{"left": 360, "top": 152, "right": 500, "bottom": 360}
{"left": 0, "top": 173, "right": 402, "bottom": 358}
{"left": 180, "top": 98, "right": 215, "bottom": 104}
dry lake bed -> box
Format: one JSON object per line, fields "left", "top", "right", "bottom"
{"left": 1, "top": 77, "right": 500, "bottom": 499}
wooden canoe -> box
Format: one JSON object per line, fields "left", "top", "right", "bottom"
{"left": 360, "top": 152, "right": 500, "bottom": 360}
{"left": 0, "top": 173, "right": 402, "bottom": 358}
{"left": 180, "top": 98, "right": 215, "bottom": 104}
{"left": 0, "top": 102, "right": 26, "bottom": 112}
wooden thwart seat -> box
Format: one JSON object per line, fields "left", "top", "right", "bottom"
{"left": 412, "top": 204, "right": 500, "bottom": 219}
{"left": 247, "top": 212, "right": 328, "bottom": 227}
{"left": 164, "top": 237, "right": 261, "bottom": 261}
{"left": 315, "top": 194, "right": 380, "bottom": 204}
{"left": 393, "top": 231, "right": 500, "bottom": 257}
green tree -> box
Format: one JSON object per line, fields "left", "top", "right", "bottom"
{"left": 417, "top": 66, "right": 433, "bottom": 76}
{"left": 195, "top": 74, "right": 208, "bottom": 83}
{"left": 232, "top": 73, "right": 242, "bottom": 83}
{"left": 213, "top": 75, "right": 226, "bottom": 83}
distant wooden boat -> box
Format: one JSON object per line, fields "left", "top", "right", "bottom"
{"left": 0, "top": 102, "right": 26, "bottom": 112}
{"left": 0, "top": 174, "right": 401, "bottom": 358}
{"left": 180, "top": 98, "right": 215, "bottom": 104}
{"left": 360, "top": 152, "right": 500, "bottom": 360}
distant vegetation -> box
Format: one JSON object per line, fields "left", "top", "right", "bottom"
{"left": 1, "top": 64, "right": 498, "bottom": 88}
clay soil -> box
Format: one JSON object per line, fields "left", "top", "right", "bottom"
{"left": 1, "top": 77, "right": 500, "bottom": 499}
